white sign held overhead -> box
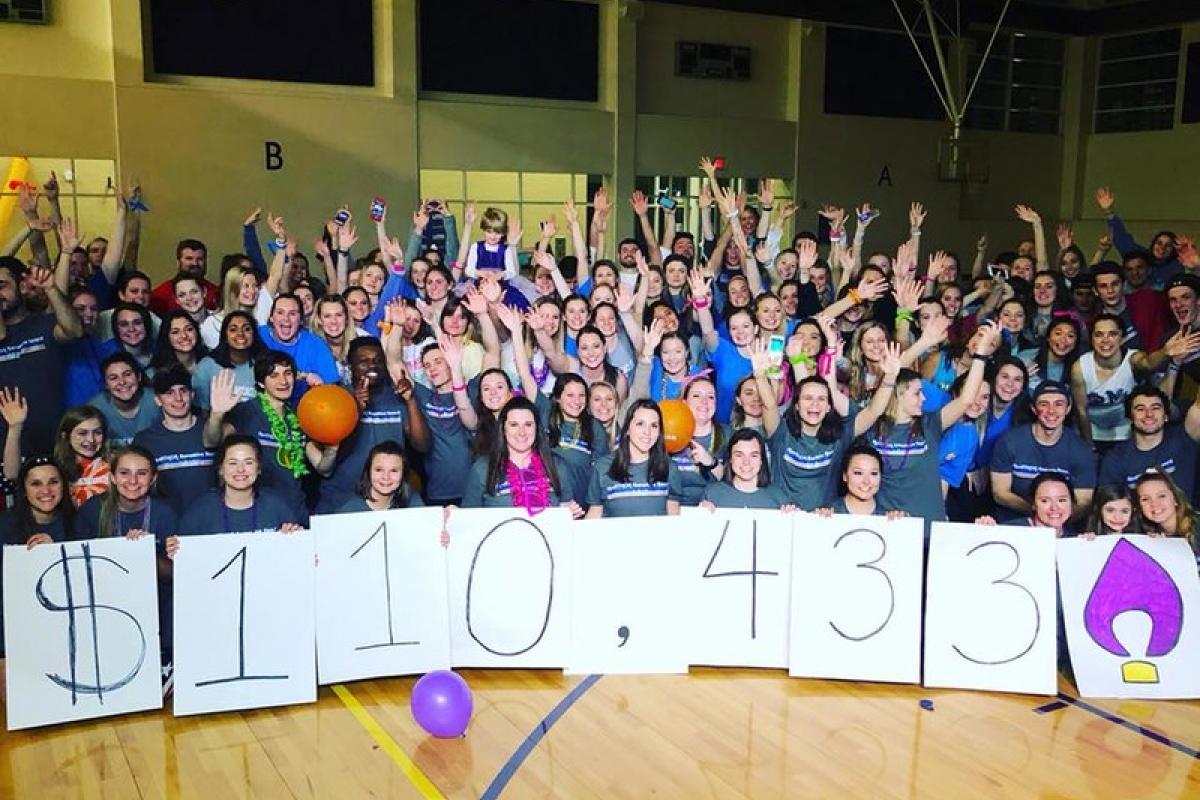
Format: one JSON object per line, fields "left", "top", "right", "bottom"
{"left": 4, "top": 537, "right": 162, "bottom": 731}
{"left": 172, "top": 531, "right": 317, "bottom": 716}
{"left": 681, "top": 508, "right": 793, "bottom": 669}
{"left": 1058, "top": 535, "right": 1200, "bottom": 699}
{"left": 313, "top": 508, "right": 452, "bottom": 685}
{"left": 445, "top": 508, "right": 572, "bottom": 668}
{"left": 567, "top": 517, "right": 689, "bottom": 675}
{"left": 924, "top": 522, "right": 1058, "bottom": 696}
{"left": 789, "top": 514, "right": 925, "bottom": 684}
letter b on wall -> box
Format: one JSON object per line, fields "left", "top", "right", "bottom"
{"left": 265, "top": 141, "right": 284, "bottom": 171}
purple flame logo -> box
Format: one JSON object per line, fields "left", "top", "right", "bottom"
{"left": 1083, "top": 538, "right": 1183, "bottom": 658}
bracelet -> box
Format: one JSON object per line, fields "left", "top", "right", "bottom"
{"left": 1168, "top": 361, "right": 1181, "bottom": 372}
{"left": 761, "top": 205, "right": 773, "bottom": 211}
{"left": 787, "top": 354, "right": 806, "bottom": 366}
{"left": 881, "top": 382, "right": 896, "bottom": 389}
{"left": 691, "top": 297, "right": 711, "bottom": 309}
{"left": 895, "top": 308, "right": 915, "bottom": 323}
{"left": 910, "top": 228, "right": 922, "bottom": 237}
{"left": 847, "top": 288, "right": 861, "bottom": 305}
{"left": 451, "top": 382, "right": 467, "bottom": 392}
{"left": 971, "top": 352, "right": 989, "bottom": 361}
{"left": 725, "top": 209, "right": 739, "bottom": 220}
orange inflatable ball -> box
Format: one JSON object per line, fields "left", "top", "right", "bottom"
{"left": 659, "top": 399, "right": 695, "bottom": 454}
{"left": 297, "top": 384, "right": 359, "bottom": 445}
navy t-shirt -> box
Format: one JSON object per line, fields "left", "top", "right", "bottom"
{"left": 413, "top": 383, "right": 473, "bottom": 501}
{"left": 1097, "top": 426, "right": 1197, "bottom": 496}
{"left": 321, "top": 386, "right": 408, "bottom": 511}
{"left": 0, "top": 511, "right": 71, "bottom": 659}
{"left": 74, "top": 494, "right": 179, "bottom": 540}
{"left": 990, "top": 425, "right": 1098, "bottom": 520}
{"left": 178, "top": 488, "right": 302, "bottom": 535}
{"left": 133, "top": 417, "right": 216, "bottom": 514}
{"left": 227, "top": 400, "right": 309, "bottom": 510}
{"left": 0, "top": 313, "right": 66, "bottom": 453}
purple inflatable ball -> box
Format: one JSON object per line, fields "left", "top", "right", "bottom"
{"left": 411, "top": 670, "right": 474, "bottom": 738}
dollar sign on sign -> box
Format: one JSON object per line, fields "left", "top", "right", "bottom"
{"left": 34, "top": 543, "right": 147, "bottom": 704}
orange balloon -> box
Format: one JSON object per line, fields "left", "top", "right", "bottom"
{"left": 297, "top": 384, "right": 359, "bottom": 444}
{"left": 659, "top": 399, "right": 695, "bottom": 454}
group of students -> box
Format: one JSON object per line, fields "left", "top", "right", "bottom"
{"left": 1, "top": 165, "right": 1199, "bottom": 691}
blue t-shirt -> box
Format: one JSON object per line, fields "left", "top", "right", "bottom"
{"left": 64, "top": 335, "right": 118, "bottom": 408}
{"left": 0, "top": 313, "right": 66, "bottom": 453}
{"left": 132, "top": 417, "right": 216, "bottom": 514}
{"left": 990, "top": 425, "right": 1098, "bottom": 520}
{"left": 707, "top": 338, "right": 751, "bottom": 424}
{"left": 1097, "top": 426, "right": 1197, "bottom": 497}
{"left": 74, "top": 494, "right": 179, "bottom": 540}
{"left": 257, "top": 326, "right": 340, "bottom": 401}
{"left": 868, "top": 411, "right": 946, "bottom": 523}
{"left": 178, "top": 488, "right": 302, "bottom": 535}
{"left": 587, "top": 455, "right": 681, "bottom": 517}
{"left": 413, "top": 383, "right": 473, "bottom": 501}
{"left": 88, "top": 389, "right": 161, "bottom": 447}
{"left": 940, "top": 419, "right": 981, "bottom": 489}
{"left": 319, "top": 386, "right": 408, "bottom": 511}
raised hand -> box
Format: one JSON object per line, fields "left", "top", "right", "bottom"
{"left": 0, "top": 386, "right": 28, "bottom": 427}
{"left": 855, "top": 203, "right": 879, "bottom": 227}
{"left": 976, "top": 233, "right": 988, "bottom": 253}
{"left": 438, "top": 332, "right": 464, "bottom": 364}
{"left": 616, "top": 283, "right": 636, "bottom": 314}
{"left": 58, "top": 217, "right": 83, "bottom": 252}
{"left": 43, "top": 171, "right": 60, "bottom": 202}
{"left": 478, "top": 274, "right": 503, "bottom": 304}
{"left": 340, "top": 223, "right": 359, "bottom": 251}
{"left": 507, "top": 218, "right": 523, "bottom": 244}
{"left": 754, "top": 241, "right": 771, "bottom": 265}
{"left": 267, "top": 212, "right": 286, "bottom": 240}
{"left": 780, "top": 201, "right": 798, "bottom": 220}
{"left": 17, "top": 183, "right": 38, "bottom": 218}
{"left": 894, "top": 240, "right": 917, "bottom": 277}
{"left": 698, "top": 183, "right": 712, "bottom": 210}
{"left": 210, "top": 369, "right": 239, "bottom": 415}
{"left": 687, "top": 269, "right": 712, "bottom": 301}
{"left": 857, "top": 275, "right": 889, "bottom": 302}
{"left": 699, "top": 156, "right": 718, "bottom": 177}
{"left": 819, "top": 205, "right": 847, "bottom": 230}
{"left": 928, "top": 250, "right": 951, "bottom": 281}
{"left": 412, "top": 203, "right": 430, "bottom": 232}
{"left": 642, "top": 319, "right": 665, "bottom": 357}
{"left": 244, "top": 207, "right": 263, "bottom": 227}
{"left": 1098, "top": 233, "right": 1112, "bottom": 250}
{"left": 909, "top": 201, "right": 927, "bottom": 229}
{"left": 494, "top": 303, "right": 524, "bottom": 336}
{"left": 1014, "top": 204, "right": 1041, "bottom": 224}
{"left": 354, "top": 375, "right": 371, "bottom": 411}
{"left": 1095, "top": 187, "right": 1115, "bottom": 212}
{"left": 1055, "top": 223, "right": 1073, "bottom": 251}
{"left": 1163, "top": 328, "right": 1200, "bottom": 363}
{"left": 630, "top": 190, "right": 650, "bottom": 217}
{"left": 462, "top": 284, "right": 489, "bottom": 316}
{"left": 540, "top": 214, "right": 558, "bottom": 239}
{"left": 313, "top": 237, "right": 332, "bottom": 262}
{"left": 797, "top": 238, "right": 818, "bottom": 271}
{"left": 28, "top": 267, "right": 55, "bottom": 291}
{"left": 1177, "top": 235, "right": 1199, "bottom": 269}
{"left": 531, "top": 248, "right": 557, "bottom": 272}
{"left": 748, "top": 337, "right": 772, "bottom": 376}
{"left": 592, "top": 186, "right": 610, "bottom": 215}
{"left": 920, "top": 314, "right": 952, "bottom": 345}
{"left": 759, "top": 178, "right": 775, "bottom": 208}
{"left": 893, "top": 275, "right": 921, "bottom": 311}
{"left": 563, "top": 197, "right": 579, "bottom": 228}
{"left": 975, "top": 320, "right": 1002, "bottom": 356}
{"left": 464, "top": 202, "right": 477, "bottom": 229}
{"left": 881, "top": 341, "right": 902, "bottom": 379}
{"left": 523, "top": 308, "right": 547, "bottom": 333}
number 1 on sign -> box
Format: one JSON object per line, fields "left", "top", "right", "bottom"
{"left": 351, "top": 522, "right": 418, "bottom": 651}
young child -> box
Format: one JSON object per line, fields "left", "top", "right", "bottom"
{"left": 462, "top": 207, "right": 533, "bottom": 310}
{"left": 1082, "top": 483, "right": 1142, "bottom": 540}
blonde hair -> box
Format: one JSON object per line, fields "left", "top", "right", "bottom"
{"left": 310, "top": 294, "right": 354, "bottom": 364}
{"left": 220, "top": 266, "right": 258, "bottom": 313}
{"left": 481, "top": 207, "right": 508, "bottom": 234}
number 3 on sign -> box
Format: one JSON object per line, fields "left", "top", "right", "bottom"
{"left": 923, "top": 522, "right": 1058, "bottom": 696}
{"left": 788, "top": 515, "right": 924, "bottom": 684}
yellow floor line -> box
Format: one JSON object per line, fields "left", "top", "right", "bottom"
{"left": 332, "top": 683, "right": 447, "bottom": 800}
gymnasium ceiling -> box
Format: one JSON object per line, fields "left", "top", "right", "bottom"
{"left": 649, "top": 0, "right": 1200, "bottom": 36}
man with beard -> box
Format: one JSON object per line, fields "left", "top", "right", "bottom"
{"left": 257, "top": 293, "right": 339, "bottom": 400}
{"left": 0, "top": 256, "right": 83, "bottom": 453}
{"left": 149, "top": 238, "right": 218, "bottom": 314}
{"left": 990, "top": 380, "right": 1096, "bottom": 522}
{"left": 317, "top": 336, "right": 429, "bottom": 511}
{"left": 1161, "top": 275, "right": 1200, "bottom": 405}
{"left": 1098, "top": 385, "right": 1200, "bottom": 497}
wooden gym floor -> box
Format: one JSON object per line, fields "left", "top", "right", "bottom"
{"left": 3, "top": 670, "right": 1199, "bottom": 799}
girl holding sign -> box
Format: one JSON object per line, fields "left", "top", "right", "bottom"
{"left": 586, "top": 399, "right": 681, "bottom": 518}
{"left": 816, "top": 443, "right": 905, "bottom": 519}
{"left": 1135, "top": 471, "right": 1200, "bottom": 560}
{"left": 171, "top": 435, "right": 305, "bottom": 542}
{"left": 1082, "top": 484, "right": 1142, "bottom": 539}
{"left": 337, "top": 441, "right": 424, "bottom": 513}
{"left": 700, "top": 428, "right": 793, "bottom": 510}
{"left": 977, "top": 472, "right": 1076, "bottom": 537}
{"left": 463, "top": 397, "right": 583, "bottom": 516}
{"left": 75, "top": 446, "right": 179, "bottom": 541}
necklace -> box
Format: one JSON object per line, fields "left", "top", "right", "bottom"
{"left": 258, "top": 391, "right": 309, "bottom": 478}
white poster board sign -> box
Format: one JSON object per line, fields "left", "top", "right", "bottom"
{"left": 924, "top": 522, "right": 1058, "bottom": 695}
{"left": 1058, "top": 535, "right": 1200, "bottom": 699}
{"left": 172, "top": 531, "right": 317, "bottom": 716}
{"left": 789, "top": 514, "right": 925, "bottom": 683}
{"left": 567, "top": 517, "right": 688, "bottom": 675}
{"left": 445, "top": 508, "right": 572, "bottom": 668}
{"left": 680, "top": 508, "right": 793, "bottom": 669}
{"left": 4, "top": 537, "right": 162, "bottom": 730}
{"left": 312, "top": 507, "right": 451, "bottom": 684}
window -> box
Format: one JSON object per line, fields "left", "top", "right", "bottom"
{"left": 1094, "top": 28, "right": 1181, "bottom": 134}
{"left": 1, "top": 157, "right": 118, "bottom": 255}
{"left": 964, "top": 33, "right": 1064, "bottom": 134}
{"left": 823, "top": 27, "right": 945, "bottom": 120}
{"left": 418, "top": 170, "right": 603, "bottom": 259}
{"left": 633, "top": 176, "right": 793, "bottom": 245}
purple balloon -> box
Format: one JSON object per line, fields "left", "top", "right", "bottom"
{"left": 410, "top": 670, "right": 473, "bottom": 738}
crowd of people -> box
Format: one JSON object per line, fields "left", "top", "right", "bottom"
{"left": 1, "top": 162, "right": 1198, "bottom": 690}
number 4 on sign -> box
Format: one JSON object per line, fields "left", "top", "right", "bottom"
{"left": 683, "top": 509, "right": 793, "bottom": 669}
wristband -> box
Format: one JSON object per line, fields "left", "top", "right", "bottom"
{"left": 895, "top": 309, "right": 915, "bottom": 323}
{"left": 971, "top": 352, "right": 989, "bottom": 361}
{"left": 760, "top": 205, "right": 773, "bottom": 211}
{"left": 787, "top": 353, "right": 807, "bottom": 366}
{"left": 910, "top": 228, "right": 922, "bottom": 237}
{"left": 847, "top": 288, "right": 861, "bottom": 305}
{"left": 817, "top": 351, "right": 835, "bottom": 376}
{"left": 1168, "top": 361, "right": 1181, "bottom": 373}
{"left": 451, "top": 382, "right": 467, "bottom": 393}
{"left": 691, "top": 297, "right": 711, "bottom": 310}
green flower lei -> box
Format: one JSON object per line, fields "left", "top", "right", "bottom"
{"left": 258, "top": 391, "right": 309, "bottom": 478}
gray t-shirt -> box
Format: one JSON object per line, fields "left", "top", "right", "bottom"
{"left": 587, "top": 454, "right": 681, "bottom": 518}
{"left": 702, "top": 481, "right": 788, "bottom": 510}
{"left": 769, "top": 411, "right": 858, "bottom": 510}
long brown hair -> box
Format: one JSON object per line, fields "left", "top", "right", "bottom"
{"left": 53, "top": 405, "right": 109, "bottom": 483}
{"left": 1135, "top": 470, "right": 1196, "bottom": 544}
